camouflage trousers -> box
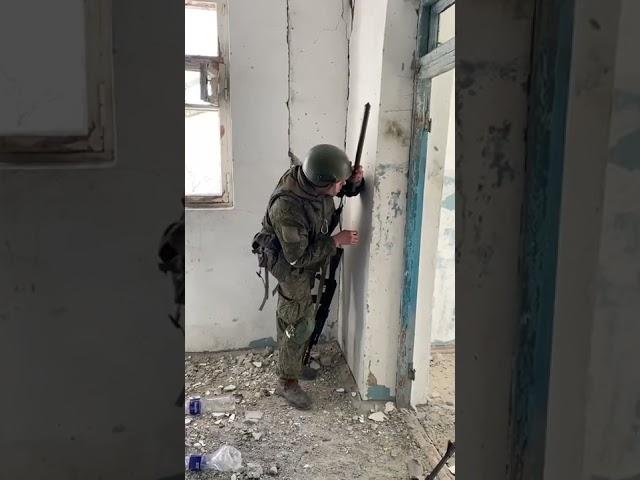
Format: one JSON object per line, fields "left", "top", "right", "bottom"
{"left": 276, "top": 271, "right": 316, "bottom": 380}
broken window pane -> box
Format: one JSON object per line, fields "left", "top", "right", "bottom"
{"left": 185, "top": 7, "right": 218, "bottom": 57}
{"left": 185, "top": 70, "right": 211, "bottom": 105}
{"left": 437, "top": 4, "right": 455, "bottom": 45}
{"left": 185, "top": 109, "right": 222, "bottom": 196}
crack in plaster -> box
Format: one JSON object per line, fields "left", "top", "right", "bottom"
{"left": 286, "top": 0, "right": 292, "bottom": 159}
{"left": 343, "top": 0, "right": 353, "bottom": 151}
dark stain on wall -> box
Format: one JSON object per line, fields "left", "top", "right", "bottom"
{"left": 482, "top": 122, "right": 516, "bottom": 187}
{"left": 385, "top": 120, "right": 411, "bottom": 146}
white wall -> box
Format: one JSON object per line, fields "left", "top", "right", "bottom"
{"left": 0, "top": 1, "right": 184, "bottom": 477}
{"left": 541, "top": 1, "right": 623, "bottom": 478}
{"left": 340, "top": 0, "right": 417, "bottom": 401}
{"left": 430, "top": 87, "right": 455, "bottom": 346}
{"left": 456, "top": 0, "right": 534, "bottom": 477}
{"left": 185, "top": 0, "right": 349, "bottom": 351}
{"left": 288, "top": 0, "right": 350, "bottom": 341}
{"left": 579, "top": 1, "right": 640, "bottom": 477}
{"left": 338, "top": 0, "right": 387, "bottom": 390}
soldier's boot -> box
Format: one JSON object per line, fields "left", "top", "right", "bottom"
{"left": 300, "top": 365, "right": 319, "bottom": 381}
{"left": 275, "top": 379, "right": 313, "bottom": 410}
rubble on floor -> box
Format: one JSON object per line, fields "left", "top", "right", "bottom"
{"left": 185, "top": 342, "right": 454, "bottom": 479}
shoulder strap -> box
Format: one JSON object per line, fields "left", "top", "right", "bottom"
{"left": 265, "top": 191, "right": 308, "bottom": 228}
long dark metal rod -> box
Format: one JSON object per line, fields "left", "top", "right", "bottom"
{"left": 425, "top": 440, "right": 455, "bottom": 480}
{"left": 353, "top": 102, "right": 371, "bottom": 170}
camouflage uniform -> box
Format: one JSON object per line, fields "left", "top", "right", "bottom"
{"left": 263, "top": 165, "right": 362, "bottom": 380}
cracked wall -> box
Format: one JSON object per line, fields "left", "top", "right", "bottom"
{"left": 185, "top": 0, "right": 350, "bottom": 351}
{"left": 287, "top": 0, "right": 351, "bottom": 342}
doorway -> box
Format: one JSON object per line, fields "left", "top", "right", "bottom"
{"left": 397, "top": 0, "right": 455, "bottom": 413}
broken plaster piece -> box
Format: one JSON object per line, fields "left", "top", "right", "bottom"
{"left": 368, "top": 412, "right": 388, "bottom": 422}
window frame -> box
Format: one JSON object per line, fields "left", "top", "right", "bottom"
{"left": 0, "top": 0, "right": 115, "bottom": 168}
{"left": 184, "top": 0, "right": 233, "bottom": 209}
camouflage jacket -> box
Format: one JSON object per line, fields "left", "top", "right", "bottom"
{"left": 263, "top": 165, "right": 364, "bottom": 275}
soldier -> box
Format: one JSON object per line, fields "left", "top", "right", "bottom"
{"left": 254, "top": 144, "right": 364, "bottom": 410}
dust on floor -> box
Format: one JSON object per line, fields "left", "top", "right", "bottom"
{"left": 416, "top": 346, "right": 455, "bottom": 475}
{"left": 185, "top": 342, "right": 454, "bottom": 479}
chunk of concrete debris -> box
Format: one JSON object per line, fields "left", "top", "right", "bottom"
{"left": 310, "top": 351, "right": 320, "bottom": 360}
{"left": 229, "top": 413, "right": 236, "bottom": 422}
{"left": 252, "top": 432, "right": 264, "bottom": 441}
{"left": 351, "top": 392, "right": 357, "bottom": 397}
{"left": 245, "top": 411, "right": 264, "bottom": 423}
{"left": 185, "top": 418, "right": 192, "bottom": 425}
{"left": 252, "top": 361, "right": 263, "bottom": 368}
{"left": 231, "top": 475, "right": 237, "bottom": 480}
{"left": 224, "top": 385, "right": 237, "bottom": 392}
{"left": 407, "top": 458, "right": 424, "bottom": 479}
{"left": 368, "top": 412, "right": 388, "bottom": 422}
{"left": 246, "top": 462, "right": 264, "bottom": 479}
{"left": 384, "top": 401, "right": 396, "bottom": 414}
{"left": 319, "top": 354, "right": 333, "bottom": 367}
{"left": 269, "top": 465, "right": 279, "bottom": 476}
{"left": 335, "top": 388, "right": 346, "bottom": 393}
{"left": 309, "top": 360, "right": 321, "bottom": 371}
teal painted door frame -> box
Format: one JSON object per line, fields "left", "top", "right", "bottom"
{"left": 396, "top": 0, "right": 455, "bottom": 408}
{"left": 508, "top": 0, "right": 576, "bottom": 476}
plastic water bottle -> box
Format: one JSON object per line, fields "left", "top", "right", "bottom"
{"left": 185, "top": 445, "right": 242, "bottom": 472}
{"left": 185, "top": 396, "right": 235, "bottom": 415}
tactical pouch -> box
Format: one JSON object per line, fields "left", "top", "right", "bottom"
{"left": 251, "top": 230, "right": 297, "bottom": 284}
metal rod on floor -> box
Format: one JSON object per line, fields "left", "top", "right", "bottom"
{"left": 425, "top": 440, "right": 455, "bottom": 480}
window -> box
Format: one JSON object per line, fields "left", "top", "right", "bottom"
{"left": 0, "top": 0, "right": 115, "bottom": 167}
{"left": 185, "top": 0, "right": 232, "bottom": 208}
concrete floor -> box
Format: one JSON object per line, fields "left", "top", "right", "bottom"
{"left": 184, "top": 342, "right": 455, "bottom": 479}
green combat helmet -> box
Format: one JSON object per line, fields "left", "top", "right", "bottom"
{"left": 302, "top": 144, "right": 352, "bottom": 187}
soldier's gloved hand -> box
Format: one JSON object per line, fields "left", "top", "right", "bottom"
{"left": 332, "top": 230, "right": 360, "bottom": 247}
{"left": 350, "top": 165, "right": 364, "bottom": 186}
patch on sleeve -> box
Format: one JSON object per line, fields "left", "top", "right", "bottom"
{"left": 281, "top": 225, "right": 301, "bottom": 243}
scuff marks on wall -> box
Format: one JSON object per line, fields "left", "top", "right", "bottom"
{"left": 372, "top": 187, "right": 407, "bottom": 255}
{"left": 458, "top": 58, "right": 528, "bottom": 96}
{"left": 481, "top": 122, "right": 516, "bottom": 187}
{"left": 389, "top": 190, "right": 403, "bottom": 218}
{"left": 385, "top": 119, "right": 411, "bottom": 146}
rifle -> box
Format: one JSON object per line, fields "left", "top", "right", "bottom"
{"left": 425, "top": 440, "right": 455, "bottom": 480}
{"left": 303, "top": 102, "right": 370, "bottom": 365}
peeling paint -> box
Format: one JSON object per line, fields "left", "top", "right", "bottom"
{"left": 442, "top": 193, "right": 454, "bottom": 211}
{"left": 367, "top": 385, "right": 394, "bottom": 401}
{"left": 482, "top": 122, "right": 516, "bottom": 187}
{"left": 367, "top": 370, "right": 377, "bottom": 386}
{"left": 389, "top": 190, "right": 403, "bottom": 218}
